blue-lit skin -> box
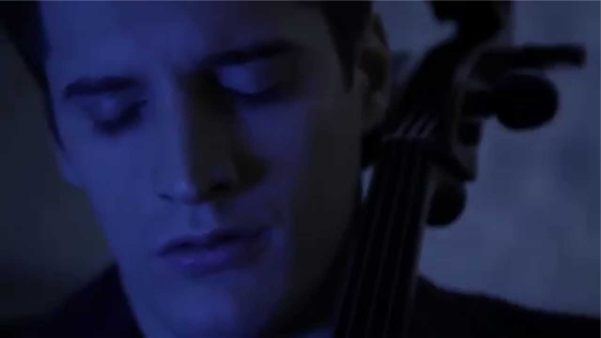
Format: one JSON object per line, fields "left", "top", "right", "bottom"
{"left": 41, "top": 2, "right": 390, "bottom": 338}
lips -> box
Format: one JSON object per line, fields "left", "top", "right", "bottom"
{"left": 157, "top": 227, "right": 269, "bottom": 276}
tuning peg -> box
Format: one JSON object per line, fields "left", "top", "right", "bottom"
{"left": 457, "top": 120, "right": 484, "bottom": 146}
{"left": 463, "top": 73, "right": 558, "bottom": 130}
{"left": 427, "top": 180, "right": 466, "bottom": 227}
{"left": 476, "top": 45, "right": 586, "bottom": 81}
{"left": 430, "top": 1, "right": 510, "bottom": 41}
{"left": 492, "top": 73, "right": 558, "bottom": 130}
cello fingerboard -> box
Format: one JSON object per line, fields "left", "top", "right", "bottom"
{"left": 335, "top": 139, "right": 436, "bottom": 338}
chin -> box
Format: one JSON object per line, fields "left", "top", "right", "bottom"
{"left": 169, "top": 304, "right": 270, "bottom": 338}
{"left": 156, "top": 271, "right": 284, "bottom": 338}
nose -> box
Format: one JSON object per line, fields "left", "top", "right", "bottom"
{"left": 156, "top": 156, "right": 238, "bottom": 203}
{"left": 157, "top": 177, "right": 235, "bottom": 203}
{"left": 153, "top": 79, "right": 240, "bottom": 204}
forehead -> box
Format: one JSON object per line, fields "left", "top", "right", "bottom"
{"left": 40, "top": 2, "right": 328, "bottom": 80}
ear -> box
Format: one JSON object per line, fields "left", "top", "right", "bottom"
{"left": 357, "top": 14, "right": 392, "bottom": 133}
{"left": 53, "top": 144, "right": 84, "bottom": 188}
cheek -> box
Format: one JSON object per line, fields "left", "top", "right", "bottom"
{"left": 72, "top": 143, "right": 155, "bottom": 258}
{"left": 240, "top": 93, "right": 362, "bottom": 276}
{"left": 288, "top": 101, "right": 362, "bottom": 303}
{"left": 295, "top": 99, "right": 362, "bottom": 243}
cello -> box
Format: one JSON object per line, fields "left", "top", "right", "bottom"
{"left": 334, "top": 2, "right": 586, "bottom": 338}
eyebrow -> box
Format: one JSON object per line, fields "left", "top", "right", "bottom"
{"left": 63, "top": 76, "right": 140, "bottom": 101}
{"left": 62, "top": 39, "right": 300, "bottom": 101}
{"left": 201, "top": 39, "right": 300, "bottom": 67}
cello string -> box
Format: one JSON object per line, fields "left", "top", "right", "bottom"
{"left": 332, "top": 180, "right": 370, "bottom": 336}
{"left": 382, "top": 144, "right": 423, "bottom": 338}
{"left": 381, "top": 124, "right": 433, "bottom": 337}
{"left": 373, "top": 116, "right": 430, "bottom": 338}
{"left": 350, "top": 111, "right": 424, "bottom": 338}
{"left": 362, "top": 140, "right": 412, "bottom": 336}
{"left": 379, "top": 128, "right": 431, "bottom": 337}
{"left": 357, "top": 113, "right": 429, "bottom": 337}
{"left": 340, "top": 142, "right": 404, "bottom": 338}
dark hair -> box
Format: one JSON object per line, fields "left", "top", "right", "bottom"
{"left": 1, "top": 1, "right": 373, "bottom": 149}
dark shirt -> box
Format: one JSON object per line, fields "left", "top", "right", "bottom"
{"left": 12, "top": 266, "right": 600, "bottom": 338}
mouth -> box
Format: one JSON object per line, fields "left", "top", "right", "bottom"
{"left": 157, "top": 227, "right": 270, "bottom": 276}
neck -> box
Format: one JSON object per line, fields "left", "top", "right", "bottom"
{"left": 265, "top": 189, "right": 363, "bottom": 338}
{"left": 265, "top": 242, "right": 352, "bottom": 338}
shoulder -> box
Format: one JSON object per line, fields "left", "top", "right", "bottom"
{"left": 410, "top": 277, "right": 600, "bottom": 338}
{"left": 13, "top": 272, "right": 599, "bottom": 338}
{"left": 19, "top": 265, "right": 141, "bottom": 338}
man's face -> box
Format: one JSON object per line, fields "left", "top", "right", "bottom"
{"left": 41, "top": 2, "right": 386, "bottom": 337}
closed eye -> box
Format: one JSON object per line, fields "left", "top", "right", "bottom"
{"left": 227, "top": 84, "right": 287, "bottom": 106}
{"left": 216, "top": 56, "right": 294, "bottom": 104}
{"left": 93, "top": 100, "right": 146, "bottom": 135}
